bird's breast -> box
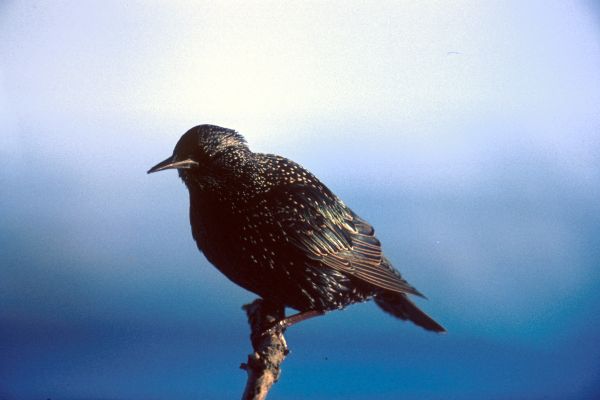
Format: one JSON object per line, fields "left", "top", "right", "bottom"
{"left": 188, "top": 196, "right": 228, "bottom": 254}
{"left": 188, "top": 193, "right": 258, "bottom": 284}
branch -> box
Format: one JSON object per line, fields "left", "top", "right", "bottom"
{"left": 240, "top": 299, "right": 289, "bottom": 400}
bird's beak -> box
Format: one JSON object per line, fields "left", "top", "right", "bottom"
{"left": 147, "top": 156, "right": 199, "bottom": 174}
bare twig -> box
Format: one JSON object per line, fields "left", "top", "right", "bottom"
{"left": 240, "top": 299, "right": 289, "bottom": 400}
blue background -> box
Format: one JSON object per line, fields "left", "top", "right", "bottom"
{"left": 1, "top": 1, "right": 600, "bottom": 399}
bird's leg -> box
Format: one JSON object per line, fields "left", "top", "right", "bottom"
{"left": 263, "top": 310, "right": 326, "bottom": 336}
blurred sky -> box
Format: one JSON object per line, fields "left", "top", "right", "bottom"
{"left": 1, "top": 1, "right": 600, "bottom": 399}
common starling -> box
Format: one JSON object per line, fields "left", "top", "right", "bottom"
{"left": 148, "top": 125, "right": 445, "bottom": 333}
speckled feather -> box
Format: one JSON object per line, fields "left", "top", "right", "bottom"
{"left": 156, "top": 125, "right": 445, "bottom": 332}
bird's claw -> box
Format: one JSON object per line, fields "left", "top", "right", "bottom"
{"left": 261, "top": 320, "right": 288, "bottom": 337}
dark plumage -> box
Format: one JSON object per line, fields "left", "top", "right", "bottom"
{"left": 148, "top": 124, "right": 445, "bottom": 333}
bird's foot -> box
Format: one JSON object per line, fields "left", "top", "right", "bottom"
{"left": 261, "top": 310, "right": 326, "bottom": 336}
{"left": 262, "top": 319, "right": 289, "bottom": 337}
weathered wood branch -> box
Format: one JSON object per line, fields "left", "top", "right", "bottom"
{"left": 240, "top": 299, "right": 289, "bottom": 400}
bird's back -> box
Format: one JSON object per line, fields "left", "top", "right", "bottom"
{"left": 189, "top": 152, "right": 421, "bottom": 311}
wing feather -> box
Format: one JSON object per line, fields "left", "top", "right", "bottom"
{"left": 265, "top": 184, "right": 422, "bottom": 296}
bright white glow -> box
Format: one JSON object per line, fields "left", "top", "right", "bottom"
{"left": 2, "top": 2, "right": 598, "bottom": 137}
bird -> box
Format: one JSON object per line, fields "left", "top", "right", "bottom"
{"left": 148, "top": 124, "right": 445, "bottom": 333}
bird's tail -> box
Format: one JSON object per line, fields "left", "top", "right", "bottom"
{"left": 375, "top": 291, "right": 446, "bottom": 333}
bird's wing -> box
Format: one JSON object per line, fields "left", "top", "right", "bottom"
{"left": 264, "top": 183, "right": 422, "bottom": 296}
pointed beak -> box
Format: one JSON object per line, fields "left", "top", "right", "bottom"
{"left": 147, "top": 156, "right": 199, "bottom": 174}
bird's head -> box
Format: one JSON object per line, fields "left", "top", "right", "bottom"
{"left": 147, "top": 124, "right": 250, "bottom": 188}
